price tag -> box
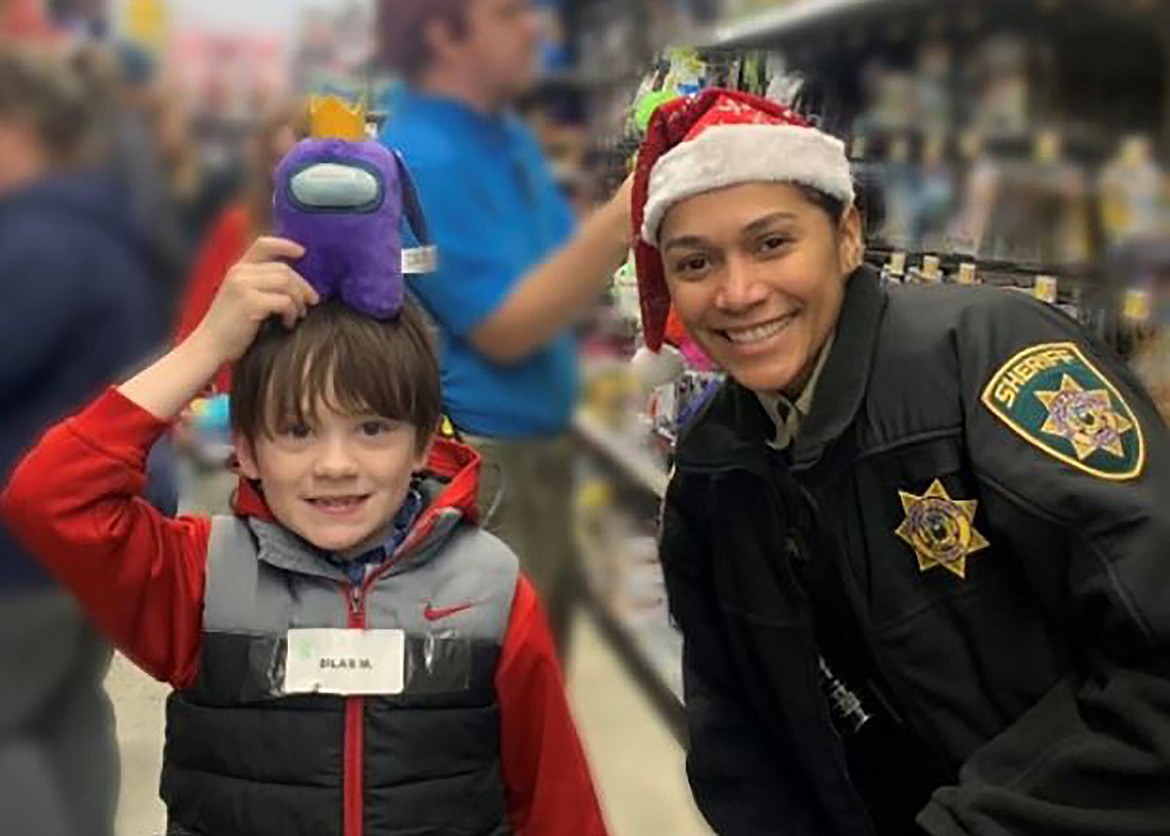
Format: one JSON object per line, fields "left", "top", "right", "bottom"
{"left": 922, "top": 255, "right": 941, "bottom": 283}
{"left": 402, "top": 245, "right": 438, "bottom": 275}
{"left": 1034, "top": 275, "right": 1059, "bottom": 304}
{"left": 1034, "top": 131, "right": 1061, "bottom": 164}
{"left": 888, "top": 252, "right": 907, "bottom": 277}
{"left": 1123, "top": 288, "right": 1153, "bottom": 323}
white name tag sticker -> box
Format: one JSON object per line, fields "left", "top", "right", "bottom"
{"left": 402, "top": 245, "right": 438, "bottom": 275}
{"left": 285, "top": 629, "right": 405, "bottom": 696}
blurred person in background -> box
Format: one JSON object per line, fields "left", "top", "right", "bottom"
{"left": 176, "top": 99, "right": 313, "bottom": 388}
{"left": 106, "top": 41, "right": 189, "bottom": 328}
{"left": 0, "top": 43, "right": 174, "bottom": 836}
{"left": 173, "top": 99, "right": 311, "bottom": 514}
{"left": 153, "top": 88, "right": 241, "bottom": 263}
{"left": 378, "top": 0, "right": 633, "bottom": 655}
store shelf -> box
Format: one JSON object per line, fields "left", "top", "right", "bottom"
{"left": 535, "top": 67, "right": 643, "bottom": 92}
{"left": 574, "top": 412, "right": 670, "bottom": 499}
{"left": 576, "top": 536, "right": 687, "bottom": 745}
{"left": 581, "top": 587, "right": 686, "bottom": 745}
{"left": 698, "top": 0, "right": 1163, "bottom": 51}
{"left": 699, "top": 0, "right": 925, "bottom": 50}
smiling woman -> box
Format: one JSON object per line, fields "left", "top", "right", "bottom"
{"left": 659, "top": 182, "right": 859, "bottom": 394}
{"left": 632, "top": 88, "right": 1170, "bottom": 836}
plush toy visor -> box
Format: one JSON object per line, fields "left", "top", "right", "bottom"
{"left": 273, "top": 96, "right": 436, "bottom": 319}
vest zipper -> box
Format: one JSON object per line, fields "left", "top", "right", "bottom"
{"left": 344, "top": 582, "right": 366, "bottom": 836}
{"left": 338, "top": 512, "right": 444, "bottom": 836}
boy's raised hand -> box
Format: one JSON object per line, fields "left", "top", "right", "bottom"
{"left": 119, "top": 238, "right": 319, "bottom": 422}
{"left": 192, "top": 237, "right": 320, "bottom": 363}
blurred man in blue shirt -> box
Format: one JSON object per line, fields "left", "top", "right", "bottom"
{"left": 379, "top": 0, "right": 631, "bottom": 653}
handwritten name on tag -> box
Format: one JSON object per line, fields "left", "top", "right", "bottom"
{"left": 285, "top": 628, "right": 405, "bottom": 696}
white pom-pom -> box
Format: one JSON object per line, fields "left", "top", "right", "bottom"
{"left": 631, "top": 344, "right": 685, "bottom": 389}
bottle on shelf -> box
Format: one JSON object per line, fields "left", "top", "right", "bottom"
{"left": 1033, "top": 274, "right": 1059, "bottom": 305}
{"left": 1099, "top": 134, "right": 1170, "bottom": 247}
{"left": 908, "top": 254, "right": 942, "bottom": 285}
{"left": 880, "top": 251, "right": 907, "bottom": 287}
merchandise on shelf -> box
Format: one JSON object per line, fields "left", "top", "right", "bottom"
{"left": 946, "top": 133, "right": 1093, "bottom": 268}
{"left": 572, "top": 461, "right": 681, "bottom": 699}
{"left": 1133, "top": 332, "right": 1170, "bottom": 422}
{"left": 1033, "top": 274, "right": 1059, "bottom": 305}
{"left": 1098, "top": 135, "right": 1170, "bottom": 248}
{"left": 880, "top": 250, "right": 907, "bottom": 287}
{"left": 186, "top": 394, "right": 233, "bottom": 466}
{"left": 969, "top": 33, "right": 1036, "bottom": 137}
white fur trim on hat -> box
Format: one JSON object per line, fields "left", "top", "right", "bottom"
{"left": 641, "top": 124, "right": 855, "bottom": 245}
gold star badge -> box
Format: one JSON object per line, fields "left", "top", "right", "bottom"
{"left": 1035, "top": 374, "right": 1134, "bottom": 461}
{"left": 895, "top": 480, "right": 989, "bottom": 580}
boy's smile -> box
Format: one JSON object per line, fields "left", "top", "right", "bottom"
{"left": 236, "top": 397, "right": 430, "bottom": 555}
{"left": 305, "top": 494, "right": 373, "bottom": 517}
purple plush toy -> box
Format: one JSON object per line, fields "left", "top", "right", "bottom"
{"left": 273, "top": 136, "right": 432, "bottom": 319}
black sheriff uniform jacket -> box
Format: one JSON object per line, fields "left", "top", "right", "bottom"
{"left": 660, "top": 265, "right": 1170, "bottom": 836}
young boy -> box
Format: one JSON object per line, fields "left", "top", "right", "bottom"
{"left": 1, "top": 237, "right": 609, "bottom": 836}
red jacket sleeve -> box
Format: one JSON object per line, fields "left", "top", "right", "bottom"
{"left": 175, "top": 205, "right": 250, "bottom": 393}
{"left": 0, "top": 388, "right": 209, "bottom": 688}
{"left": 495, "top": 577, "right": 609, "bottom": 836}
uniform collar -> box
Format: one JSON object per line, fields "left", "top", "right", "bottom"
{"left": 676, "top": 265, "right": 885, "bottom": 473}
{"left": 758, "top": 330, "right": 836, "bottom": 450}
{"left": 790, "top": 266, "right": 885, "bottom": 469}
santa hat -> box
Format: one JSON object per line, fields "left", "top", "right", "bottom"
{"left": 632, "top": 88, "right": 854, "bottom": 351}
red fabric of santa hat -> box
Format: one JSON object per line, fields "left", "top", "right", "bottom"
{"left": 632, "top": 88, "right": 854, "bottom": 351}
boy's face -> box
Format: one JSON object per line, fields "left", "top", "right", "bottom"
{"left": 236, "top": 399, "right": 431, "bottom": 555}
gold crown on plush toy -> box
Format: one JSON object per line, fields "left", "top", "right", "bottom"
{"left": 310, "top": 95, "right": 367, "bottom": 140}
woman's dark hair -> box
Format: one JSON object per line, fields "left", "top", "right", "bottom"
{"left": 794, "top": 183, "right": 848, "bottom": 225}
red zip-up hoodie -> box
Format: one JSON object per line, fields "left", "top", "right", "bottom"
{"left": 1, "top": 388, "right": 609, "bottom": 836}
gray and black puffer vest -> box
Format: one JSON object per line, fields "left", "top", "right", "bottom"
{"left": 161, "top": 502, "right": 519, "bottom": 836}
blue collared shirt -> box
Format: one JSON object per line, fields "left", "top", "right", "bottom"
{"left": 380, "top": 88, "right": 578, "bottom": 438}
{"left": 325, "top": 487, "right": 425, "bottom": 586}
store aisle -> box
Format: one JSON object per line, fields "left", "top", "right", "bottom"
{"left": 106, "top": 613, "right": 711, "bottom": 836}
{"left": 108, "top": 655, "right": 165, "bottom": 836}
{"left": 566, "top": 613, "right": 711, "bottom": 836}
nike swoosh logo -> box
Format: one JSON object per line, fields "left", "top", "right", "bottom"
{"left": 423, "top": 602, "right": 475, "bottom": 622}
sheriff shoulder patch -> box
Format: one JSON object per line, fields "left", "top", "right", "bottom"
{"left": 980, "top": 342, "right": 1145, "bottom": 480}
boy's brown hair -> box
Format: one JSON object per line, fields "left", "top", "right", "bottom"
{"left": 231, "top": 299, "right": 441, "bottom": 452}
